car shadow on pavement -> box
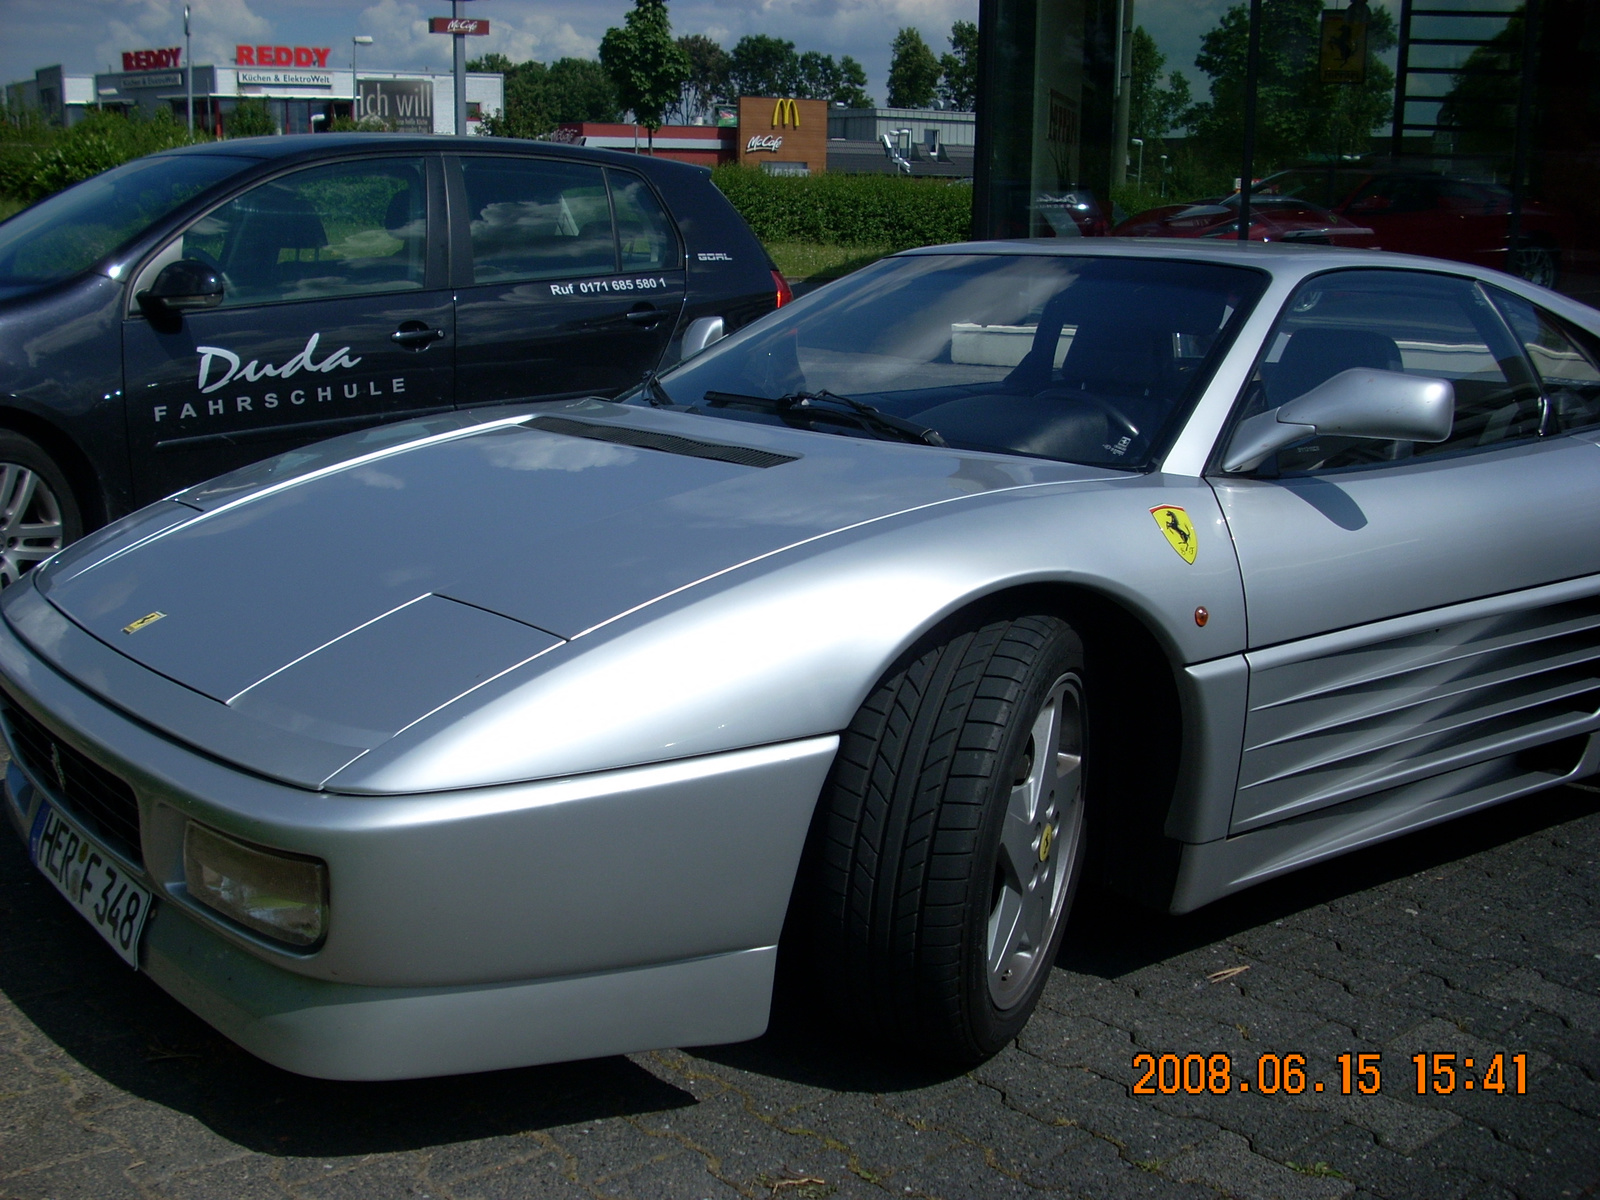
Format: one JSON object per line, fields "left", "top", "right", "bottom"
{"left": 1061, "top": 782, "right": 1600, "bottom": 979}
{"left": 0, "top": 834, "right": 695, "bottom": 1157}
{"left": 697, "top": 783, "right": 1600, "bottom": 1092}
{"left": 3, "top": 785, "right": 1596, "bottom": 1149}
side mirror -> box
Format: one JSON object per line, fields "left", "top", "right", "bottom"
{"left": 1222, "top": 368, "right": 1453, "bottom": 473}
{"left": 680, "top": 315, "right": 726, "bottom": 359}
{"left": 137, "top": 259, "right": 224, "bottom": 317}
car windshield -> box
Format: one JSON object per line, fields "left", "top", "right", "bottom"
{"left": 642, "top": 253, "right": 1267, "bottom": 469}
{"left": 0, "top": 153, "right": 252, "bottom": 298}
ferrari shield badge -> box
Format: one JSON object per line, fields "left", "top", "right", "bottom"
{"left": 1150, "top": 506, "right": 1197, "bottom": 564}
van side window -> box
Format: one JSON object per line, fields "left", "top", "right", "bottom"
{"left": 460, "top": 158, "right": 615, "bottom": 284}
{"left": 181, "top": 158, "right": 427, "bottom": 306}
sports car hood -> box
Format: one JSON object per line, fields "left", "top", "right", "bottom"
{"left": 15, "top": 402, "right": 1094, "bottom": 788}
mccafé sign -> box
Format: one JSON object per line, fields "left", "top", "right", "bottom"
{"left": 428, "top": 18, "right": 490, "bottom": 34}
{"left": 122, "top": 48, "right": 182, "bottom": 71}
{"left": 735, "top": 96, "right": 827, "bottom": 172}
{"left": 236, "top": 44, "right": 333, "bottom": 68}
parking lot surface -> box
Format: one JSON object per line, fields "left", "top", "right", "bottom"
{"left": 2, "top": 782, "right": 1597, "bottom": 1200}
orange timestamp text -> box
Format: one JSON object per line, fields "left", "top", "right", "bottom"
{"left": 1131, "top": 1052, "right": 1528, "bottom": 1097}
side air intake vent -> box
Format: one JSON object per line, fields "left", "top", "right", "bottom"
{"left": 527, "top": 416, "right": 798, "bottom": 469}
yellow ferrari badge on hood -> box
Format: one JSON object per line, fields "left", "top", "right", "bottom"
{"left": 122, "top": 611, "right": 167, "bottom": 635}
{"left": 1150, "top": 506, "right": 1197, "bottom": 564}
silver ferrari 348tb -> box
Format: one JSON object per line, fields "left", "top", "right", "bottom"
{"left": 3, "top": 242, "right": 1598, "bottom": 1080}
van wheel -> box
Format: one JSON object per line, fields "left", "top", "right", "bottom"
{"left": 809, "top": 613, "right": 1088, "bottom": 1066}
{"left": 0, "top": 432, "right": 82, "bottom": 587}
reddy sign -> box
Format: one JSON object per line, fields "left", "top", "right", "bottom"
{"left": 236, "top": 45, "right": 333, "bottom": 67}
{"left": 121, "top": 48, "right": 182, "bottom": 70}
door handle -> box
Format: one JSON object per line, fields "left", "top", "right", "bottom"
{"left": 624, "top": 304, "right": 663, "bottom": 328}
{"left": 391, "top": 324, "right": 446, "bottom": 347}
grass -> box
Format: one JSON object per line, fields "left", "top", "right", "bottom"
{"left": 766, "top": 241, "right": 890, "bottom": 283}
{"left": 0, "top": 195, "right": 25, "bottom": 221}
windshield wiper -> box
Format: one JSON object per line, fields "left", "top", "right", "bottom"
{"left": 631, "top": 370, "right": 676, "bottom": 408}
{"left": 702, "top": 389, "right": 946, "bottom": 447}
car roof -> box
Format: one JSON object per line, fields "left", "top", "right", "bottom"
{"left": 155, "top": 133, "right": 711, "bottom": 178}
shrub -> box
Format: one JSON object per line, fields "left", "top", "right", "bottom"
{"left": 711, "top": 166, "right": 972, "bottom": 252}
{"left": 0, "top": 108, "right": 207, "bottom": 204}
{"left": 225, "top": 98, "right": 277, "bottom": 139}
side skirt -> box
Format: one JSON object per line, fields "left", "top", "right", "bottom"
{"left": 1169, "top": 730, "right": 1600, "bottom": 914}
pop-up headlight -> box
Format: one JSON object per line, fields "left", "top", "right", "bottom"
{"left": 183, "top": 822, "right": 327, "bottom": 946}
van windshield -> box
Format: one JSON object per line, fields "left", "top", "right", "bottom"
{"left": 0, "top": 153, "right": 252, "bottom": 299}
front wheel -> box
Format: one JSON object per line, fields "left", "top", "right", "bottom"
{"left": 808, "top": 613, "right": 1088, "bottom": 1065}
{"left": 0, "top": 432, "right": 82, "bottom": 587}
{"left": 1509, "top": 242, "right": 1559, "bottom": 290}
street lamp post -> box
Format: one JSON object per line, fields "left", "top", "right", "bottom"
{"left": 183, "top": 4, "right": 193, "bottom": 134}
{"left": 351, "top": 36, "right": 372, "bottom": 123}
{"left": 1130, "top": 137, "right": 1144, "bottom": 185}
{"left": 1159, "top": 153, "right": 1168, "bottom": 198}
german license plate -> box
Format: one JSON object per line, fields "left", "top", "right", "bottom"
{"left": 28, "top": 801, "right": 152, "bottom": 968}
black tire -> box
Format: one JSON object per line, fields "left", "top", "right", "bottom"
{"left": 808, "top": 613, "right": 1088, "bottom": 1065}
{"left": 0, "top": 431, "right": 82, "bottom": 588}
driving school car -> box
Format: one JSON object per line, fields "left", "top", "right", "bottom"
{"left": 0, "top": 134, "right": 785, "bottom": 583}
{"left": 3, "top": 240, "right": 1599, "bottom": 1080}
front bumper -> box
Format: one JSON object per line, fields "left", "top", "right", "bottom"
{"left": 0, "top": 605, "right": 836, "bottom": 1079}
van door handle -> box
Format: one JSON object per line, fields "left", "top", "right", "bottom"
{"left": 625, "top": 304, "right": 663, "bottom": 328}
{"left": 391, "top": 323, "right": 446, "bottom": 348}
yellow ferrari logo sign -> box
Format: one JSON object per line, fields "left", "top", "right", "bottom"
{"left": 122, "top": 611, "right": 166, "bottom": 635}
{"left": 1150, "top": 506, "right": 1197, "bottom": 564}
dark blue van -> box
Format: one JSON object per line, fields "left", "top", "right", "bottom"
{"left": 0, "top": 134, "right": 786, "bottom": 581}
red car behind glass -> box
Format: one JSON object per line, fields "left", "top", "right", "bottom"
{"left": 1115, "top": 167, "right": 1572, "bottom": 288}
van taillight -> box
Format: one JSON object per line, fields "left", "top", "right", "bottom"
{"left": 773, "top": 270, "right": 793, "bottom": 308}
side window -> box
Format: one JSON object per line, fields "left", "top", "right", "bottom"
{"left": 181, "top": 158, "right": 426, "bottom": 306}
{"left": 1243, "top": 270, "right": 1541, "bottom": 473}
{"left": 1486, "top": 288, "right": 1600, "bottom": 433}
{"left": 608, "top": 171, "right": 679, "bottom": 270}
{"left": 460, "top": 157, "right": 615, "bottom": 284}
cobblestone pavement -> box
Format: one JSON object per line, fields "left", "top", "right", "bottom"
{"left": 2, "top": 783, "right": 1598, "bottom": 1200}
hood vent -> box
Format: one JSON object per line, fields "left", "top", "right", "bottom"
{"left": 526, "top": 416, "right": 798, "bottom": 469}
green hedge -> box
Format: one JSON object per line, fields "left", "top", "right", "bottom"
{"left": 712, "top": 166, "right": 972, "bottom": 252}
{"left": 0, "top": 110, "right": 207, "bottom": 205}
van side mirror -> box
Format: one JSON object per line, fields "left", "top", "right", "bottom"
{"left": 1222, "top": 368, "right": 1454, "bottom": 473}
{"left": 137, "top": 259, "right": 224, "bottom": 317}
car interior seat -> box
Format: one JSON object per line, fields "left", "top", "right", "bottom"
{"left": 220, "top": 185, "right": 329, "bottom": 301}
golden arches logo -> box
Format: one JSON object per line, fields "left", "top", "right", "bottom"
{"left": 772, "top": 98, "right": 800, "bottom": 128}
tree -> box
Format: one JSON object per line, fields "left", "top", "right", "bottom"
{"left": 225, "top": 98, "right": 276, "bottom": 138}
{"left": 476, "top": 57, "right": 621, "bottom": 139}
{"left": 728, "top": 35, "right": 800, "bottom": 98}
{"left": 1187, "top": 0, "right": 1395, "bottom": 171}
{"left": 1436, "top": 7, "right": 1522, "bottom": 160}
{"left": 1129, "top": 27, "right": 1191, "bottom": 140}
{"left": 794, "top": 51, "right": 874, "bottom": 107}
{"left": 832, "top": 56, "right": 874, "bottom": 109}
{"left": 599, "top": 0, "right": 690, "bottom": 143}
{"left": 467, "top": 53, "right": 517, "bottom": 76}
{"left": 937, "top": 20, "right": 978, "bottom": 111}
{"left": 887, "top": 27, "right": 941, "bottom": 108}
{"left": 673, "top": 33, "right": 730, "bottom": 121}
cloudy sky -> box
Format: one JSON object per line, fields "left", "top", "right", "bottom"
{"left": 2, "top": 0, "right": 1396, "bottom": 107}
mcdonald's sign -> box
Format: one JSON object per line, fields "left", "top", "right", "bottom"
{"left": 737, "top": 96, "right": 827, "bottom": 172}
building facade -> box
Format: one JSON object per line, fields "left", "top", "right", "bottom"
{"left": 973, "top": 0, "right": 1599, "bottom": 303}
